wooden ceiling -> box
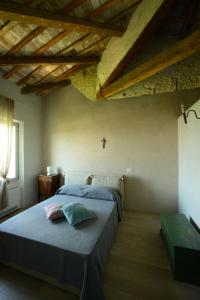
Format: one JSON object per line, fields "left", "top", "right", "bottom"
{"left": 0, "top": 0, "right": 140, "bottom": 94}
{"left": 0, "top": 0, "right": 199, "bottom": 96}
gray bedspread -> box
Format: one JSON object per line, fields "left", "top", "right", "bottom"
{"left": 0, "top": 195, "right": 119, "bottom": 300}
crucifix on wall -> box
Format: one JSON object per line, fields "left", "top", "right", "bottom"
{"left": 101, "top": 137, "right": 107, "bottom": 149}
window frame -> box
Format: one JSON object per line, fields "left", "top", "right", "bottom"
{"left": 8, "top": 121, "right": 19, "bottom": 182}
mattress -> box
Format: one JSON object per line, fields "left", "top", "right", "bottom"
{"left": 0, "top": 194, "right": 119, "bottom": 300}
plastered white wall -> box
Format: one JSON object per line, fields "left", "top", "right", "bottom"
{"left": 0, "top": 78, "right": 42, "bottom": 207}
{"left": 42, "top": 85, "right": 200, "bottom": 212}
{"left": 178, "top": 99, "right": 200, "bottom": 227}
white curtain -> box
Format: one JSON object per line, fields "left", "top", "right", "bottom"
{"left": 0, "top": 96, "right": 14, "bottom": 210}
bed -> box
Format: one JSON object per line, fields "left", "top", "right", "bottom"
{"left": 0, "top": 173, "right": 125, "bottom": 300}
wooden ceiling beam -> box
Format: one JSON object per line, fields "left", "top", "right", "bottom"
{"left": 3, "top": 0, "right": 121, "bottom": 81}
{"left": 17, "top": 1, "right": 139, "bottom": 86}
{"left": 0, "top": 0, "right": 45, "bottom": 45}
{"left": 2, "top": 0, "right": 88, "bottom": 79}
{"left": 16, "top": 33, "right": 94, "bottom": 85}
{"left": 34, "top": 30, "right": 73, "bottom": 55}
{"left": 97, "top": 30, "right": 200, "bottom": 99}
{"left": 88, "top": 0, "right": 120, "bottom": 19}
{"left": 33, "top": 35, "right": 109, "bottom": 85}
{"left": 1, "top": 0, "right": 86, "bottom": 56}
{"left": 17, "top": 0, "right": 141, "bottom": 93}
{"left": 21, "top": 79, "right": 70, "bottom": 94}
{"left": 0, "top": 55, "right": 99, "bottom": 66}
{"left": 29, "top": 1, "right": 90, "bottom": 55}
{"left": 16, "top": 36, "right": 90, "bottom": 85}
{"left": 53, "top": 1, "right": 142, "bottom": 57}
{"left": 55, "top": 1, "right": 140, "bottom": 56}
{"left": 16, "top": 35, "right": 105, "bottom": 85}
{"left": 61, "top": 0, "right": 87, "bottom": 13}
{"left": 47, "top": 2, "right": 142, "bottom": 84}
{"left": 98, "top": 0, "right": 176, "bottom": 88}
{"left": 0, "top": 1, "right": 124, "bottom": 36}
{"left": 3, "top": 31, "right": 81, "bottom": 81}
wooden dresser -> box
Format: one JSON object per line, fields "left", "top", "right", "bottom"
{"left": 38, "top": 174, "right": 60, "bottom": 202}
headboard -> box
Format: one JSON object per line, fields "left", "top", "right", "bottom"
{"left": 64, "top": 172, "right": 126, "bottom": 210}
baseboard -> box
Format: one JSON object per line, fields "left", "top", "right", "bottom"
{"left": 0, "top": 206, "right": 18, "bottom": 219}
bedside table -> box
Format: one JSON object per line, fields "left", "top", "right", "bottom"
{"left": 38, "top": 174, "right": 60, "bottom": 202}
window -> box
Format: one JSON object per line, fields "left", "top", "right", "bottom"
{"left": 0, "top": 121, "right": 20, "bottom": 181}
{"left": 7, "top": 122, "right": 19, "bottom": 180}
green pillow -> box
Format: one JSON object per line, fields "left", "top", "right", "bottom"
{"left": 62, "top": 202, "right": 96, "bottom": 226}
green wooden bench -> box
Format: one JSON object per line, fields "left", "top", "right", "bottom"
{"left": 160, "top": 213, "right": 200, "bottom": 284}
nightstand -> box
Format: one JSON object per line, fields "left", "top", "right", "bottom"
{"left": 38, "top": 174, "right": 60, "bottom": 202}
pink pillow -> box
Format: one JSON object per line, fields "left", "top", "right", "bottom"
{"left": 44, "top": 203, "right": 64, "bottom": 220}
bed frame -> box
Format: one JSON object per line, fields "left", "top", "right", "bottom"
{"left": 1, "top": 173, "right": 125, "bottom": 297}
{"left": 1, "top": 261, "right": 80, "bottom": 295}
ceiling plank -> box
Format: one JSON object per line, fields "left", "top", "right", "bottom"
{"left": 98, "top": 0, "right": 176, "bottom": 89}
{"left": 34, "top": 65, "right": 69, "bottom": 85}
{"left": 97, "top": 30, "right": 200, "bottom": 99}
{"left": 6, "top": 26, "right": 45, "bottom": 55}
{"left": 17, "top": 1, "right": 139, "bottom": 86}
{"left": 0, "top": 55, "right": 99, "bottom": 66}
{"left": 17, "top": 65, "right": 46, "bottom": 86}
{"left": 53, "top": 65, "right": 83, "bottom": 82}
{"left": 0, "top": 20, "right": 18, "bottom": 38}
{"left": 0, "top": 1, "right": 124, "bottom": 36}
{"left": 33, "top": 29, "right": 77, "bottom": 55}
{"left": 21, "top": 79, "right": 70, "bottom": 94}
